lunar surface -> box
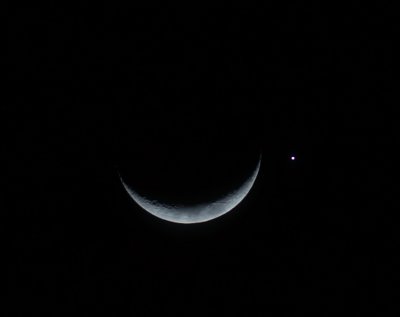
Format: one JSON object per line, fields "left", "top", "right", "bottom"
{"left": 120, "top": 155, "right": 261, "bottom": 224}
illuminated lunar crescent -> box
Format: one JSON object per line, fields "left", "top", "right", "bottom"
{"left": 120, "top": 155, "right": 261, "bottom": 224}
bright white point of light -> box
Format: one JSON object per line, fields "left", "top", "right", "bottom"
{"left": 291, "top": 156, "right": 296, "bottom": 161}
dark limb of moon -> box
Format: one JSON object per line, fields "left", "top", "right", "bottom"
{"left": 119, "top": 155, "right": 261, "bottom": 224}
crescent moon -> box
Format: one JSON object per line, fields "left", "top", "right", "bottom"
{"left": 120, "top": 155, "right": 261, "bottom": 224}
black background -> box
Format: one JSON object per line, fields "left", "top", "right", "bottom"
{"left": 6, "top": 4, "right": 398, "bottom": 315}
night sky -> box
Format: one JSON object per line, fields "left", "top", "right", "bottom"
{"left": 6, "top": 4, "right": 398, "bottom": 315}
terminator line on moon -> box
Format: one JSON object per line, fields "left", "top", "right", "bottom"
{"left": 119, "top": 155, "right": 262, "bottom": 224}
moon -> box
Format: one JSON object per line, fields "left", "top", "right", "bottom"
{"left": 119, "top": 155, "right": 261, "bottom": 224}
